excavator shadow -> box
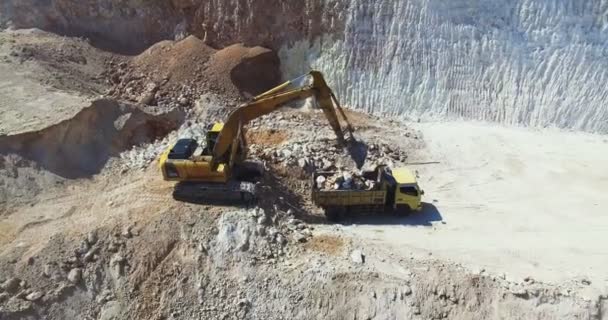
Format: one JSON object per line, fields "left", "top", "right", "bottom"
{"left": 337, "top": 203, "right": 443, "bottom": 227}
{"left": 172, "top": 194, "right": 257, "bottom": 209}
{"left": 256, "top": 170, "right": 328, "bottom": 224}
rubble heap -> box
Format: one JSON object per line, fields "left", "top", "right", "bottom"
{"left": 315, "top": 171, "right": 378, "bottom": 191}
{"left": 244, "top": 111, "right": 412, "bottom": 194}
{"left": 248, "top": 124, "right": 408, "bottom": 175}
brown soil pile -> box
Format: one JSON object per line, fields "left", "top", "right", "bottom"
{"left": 304, "top": 234, "right": 345, "bottom": 256}
{"left": 246, "top": 129, "right": 289, "bottom": 147}
{"left": 131, "top": 36, "right": 216, "bottom": 85}
{"left": 107, "top": 36, "right": 280, "bottom": 108}
{"left": 207, "top": 43, "right": 281, "bottom": 98}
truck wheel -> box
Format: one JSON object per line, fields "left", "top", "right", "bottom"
{"left": 325, "top": 207, "right": 340, "bottom": 222}
{"left": 396, "top": 204, "right": 411, "bottom": 216}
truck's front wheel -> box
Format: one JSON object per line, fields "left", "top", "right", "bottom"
{"left": 324, "top": 207, "right": 344, "bottom": 222}
{"left": 395, "top": 204, "right": 411, "bottom": 217}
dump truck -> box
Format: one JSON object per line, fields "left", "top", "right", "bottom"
{"left": 312, "top": 165, "right": 424, "bottom": 221}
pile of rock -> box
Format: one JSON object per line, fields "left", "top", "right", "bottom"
{"left": 251, "top": 139, "right": 339, "bottom": 171}
{"left": 115, "top": 120, "right": 211, "bottom": 171}
{"left": 315, "top": 170, "right": 378, "bottom": 191}
{"left": 250, "top": 135, "right": 407, "bottom": 177}
{"left": 104, "top": 59, "right": 204, "bottom": 109}
{"left": 248, "top": 112, "right": 409, "bottom": 173}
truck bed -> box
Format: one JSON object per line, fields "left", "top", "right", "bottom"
{"left": 312, "top": 189, "right": 387, "bottom": 206}
{"left": 311, "top": 171, "right": 387, "bottom": 207}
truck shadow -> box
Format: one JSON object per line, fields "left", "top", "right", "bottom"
{"left": 339, "top": 202, "right": 443, "bottom": 227}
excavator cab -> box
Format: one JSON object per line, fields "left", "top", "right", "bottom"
{"left": 202, "top": 123, "right": 223, "bottom": 156}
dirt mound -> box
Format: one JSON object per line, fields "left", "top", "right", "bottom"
{"left": 131, "top": 35, "right": 216, "bottom": 85}
{"left": 208, "top": 43, "right": 281, "bottom": 98}
{"left": 0, "top": 99, "right": 184, "bottom": 179}
{"left": 246, "top": 128, "right": 289, "bottom": 147}
{"left": 107, "top": 36, "right": 280, "bottom": 108}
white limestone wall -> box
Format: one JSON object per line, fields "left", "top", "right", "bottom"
{"left": 280, "top": 0, "right": 608, "bottom": 133}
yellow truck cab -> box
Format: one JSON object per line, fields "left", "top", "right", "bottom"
{"left": 389, "top": 167, "right": 424, "bottom": 212}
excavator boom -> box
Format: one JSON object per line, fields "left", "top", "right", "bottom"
{"left": 212, "top": 71, "right": 354, "bottom": 163}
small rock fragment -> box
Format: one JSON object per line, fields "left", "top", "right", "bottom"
{"left": 238, "top": 298, "right": 250, "bottom": 308}
{"left": 178, "top": 96, "right": 188, "bottom": 106}
{"left": 257, "top": 215, "right": 268, "bottom": 225}
{"left": 1, "top": 277, "right": 21, "bottom": 294}
{"left": 293, "top": 232, "right": 307, "bottom": 243}
{"left": 84, "top": 247, "right": 99, "bottom": 262}
{"left": 412, "top": 305, "right": 421, "bottom": 315}
{"left": 287, "top": 218, "right": 301, "bottom": 227}
{"left": 403, "top": 285, "right": 412, "bottom": 296}
{"left": 350, "top": 250, "right": 365, "bottom": 264}
{"left": 87, "top": 231, "right": 98, "bottom": 245}
{"left": 341, "top": 172, "right": 353, "bottom": 189}
{"left": 438, "top": 287, "right": 447, "bottom": 297}
{"left": 67, "top": 268, "right": 82, "bottom": 284}
{"left": 26, "top": 291, "right": 43, "bottom": 302}
{"left": 53, "top": 283, "right": 74, "bottom": 298}
{"left": 510, "top": 286, "right": 528, "bottom": 297}
{"left": 255, "top": 225, "right": 266, "bottom": 236}
{"left": 523, "top": 276, "right": 534, "bottom": 284}
{"left": 297, "top": 158, "right": 308, "bottom": 169}
{"left": 237, "top": 238, "right": 250, "bottom": 252}
{"left": 275, "top": 234, "right": 287, "bottom": 246}
{"left": 43, "top": 264, "right": 54, "bottom": 278}
{"left": 267, "top": 227, "right": 279, "bottom": 238}
{"left": 122, "top": 226, "right": 132, "bottom": 238}
{"left": 315, "top": 175, "right": 326, "bottom": 189}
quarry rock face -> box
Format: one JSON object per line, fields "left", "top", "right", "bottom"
{"left": 2, "top": 0, "right": 608, "bottom": 133}
{"left": 0, "top": 0, "right": 344, "bottom": 53}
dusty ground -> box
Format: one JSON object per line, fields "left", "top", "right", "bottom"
{"left": 0, "top": 27, "right": 607, "bottom": 320}
{"left": 2, "top": 106, "right": 603, "bottom": 319}
{"left": 326, "top": 121, "right": 608, "bottom": 296}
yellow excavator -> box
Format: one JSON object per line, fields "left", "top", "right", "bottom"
{"left": 159, "top": 71, "right": 354, "bottom": 203}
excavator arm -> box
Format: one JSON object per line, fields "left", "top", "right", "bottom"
{"left": 212, "top": 70, "right": 354, "bottom": 164}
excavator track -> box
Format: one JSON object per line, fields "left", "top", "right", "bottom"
{"left": 172, "top": 180, "right": 257, "bottom": 205}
